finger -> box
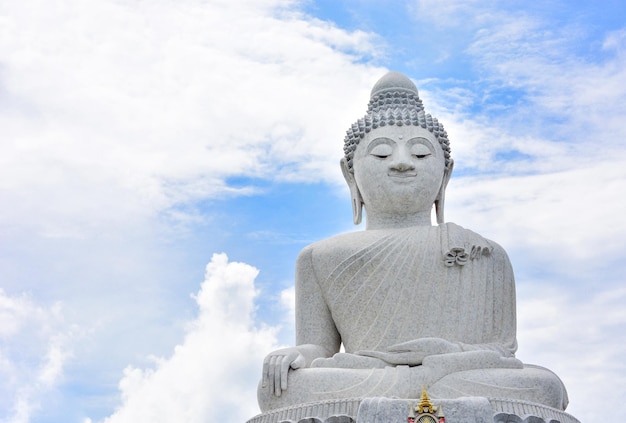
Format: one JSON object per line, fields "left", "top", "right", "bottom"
{"left": 280, "top": 354, "right": 292, "bottom": 391}
{"left": 274, "top": 356, "right": 282, "bottom": 396}
{"left": 387, "top": 346, "right": 411, "bottom": 352}
{"left": 356, "top": 350, "right": 386, "bottom": 359}
{"left": 268, "top": 355, "right": 277, "bottom": 394}
{"left": 385, "top": 352, "right": 425, "bottom": 365}
{"left": 262, "top": 357, "right": 270, "bottom": 388}
{"left": 291, "top": 354, "right": 306, "bottom": 370}
{"left": 382, "top": 353, "right": 411, "bottom": 365}
{"left": 388, "top": 340, "right": 428, "bottom": 352}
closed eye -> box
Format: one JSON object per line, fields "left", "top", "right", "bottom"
{"left": 410, "top": 142, "right": 433, "bottom": 158}
{"left": 369, "top": 143, "right": 393, "bottom": 158}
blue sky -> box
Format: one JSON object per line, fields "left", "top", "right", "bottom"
{"left": 1, "top": 0, "right": 625, "bottom": 422}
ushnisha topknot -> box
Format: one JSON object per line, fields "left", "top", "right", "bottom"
{"left": 343, "top": 71, "right": 451, "bottom": 172}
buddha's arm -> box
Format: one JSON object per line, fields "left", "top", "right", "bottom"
{"left": 457, "top": 243, "right": 518, "bottom": 358}
{"left": 444, "top": 244, "right": 518, "bottom": 358}
{"left": 295, "top": 245, "right": 341, "bottom": 355}
{"left": 261, "top": 245, "right": 340, "bottom": 397}
{"left": 458, "top": 244, "right": 519, "bottom": 357}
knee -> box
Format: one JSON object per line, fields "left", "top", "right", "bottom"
{"left": 523, "top": 365, "right": 568, "bottom": 410}
{"left": 429, "top": 366, "right": 568, "bottom": 410}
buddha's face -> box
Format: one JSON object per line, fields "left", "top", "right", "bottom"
{"left": 352, "top": 125, "right": 446, "bottom": 217}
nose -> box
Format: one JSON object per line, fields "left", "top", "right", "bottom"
{"left": 390, "top": 149, "right": 415, "bottom": 172}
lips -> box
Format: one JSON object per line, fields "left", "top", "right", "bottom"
{"left": 388, "top": 172, "right": 417, "bottom": 178}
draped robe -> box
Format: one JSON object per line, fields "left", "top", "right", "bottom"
{"left": 315, "top": 223, "right": 517, "bottom": 357}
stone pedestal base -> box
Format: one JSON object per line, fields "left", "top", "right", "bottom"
{"left": 247, "top": 397, "right": 580, "bottom": 423}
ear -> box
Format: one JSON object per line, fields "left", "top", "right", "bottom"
{"left": 340, "top": 158, "right": 363, "bottom": 225}
{"left": 435, "top": 159, "right": 454, "bottom": 225}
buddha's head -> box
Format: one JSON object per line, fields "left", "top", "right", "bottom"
{"left": 341, "top": 71, "right": 454, "bottom": 226}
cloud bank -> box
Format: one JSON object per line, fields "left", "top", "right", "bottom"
{"left": 100, "top": 253, "right": 278, "bottom": 423}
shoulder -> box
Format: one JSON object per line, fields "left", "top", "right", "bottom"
{"left": 444, "top": 222, "right": 511, "bottom": 263}
{"left": 296, "top": 230, "right": 388, "bottom": 277}
{"left": 299, "top": 230, "right": 376, "bottom": 254}
{"left": 302, "top": 229, "right": 391, "bottom": 256}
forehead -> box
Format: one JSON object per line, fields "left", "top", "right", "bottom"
{"left": 360, "top": 125, "right": 440, "bottom": 150}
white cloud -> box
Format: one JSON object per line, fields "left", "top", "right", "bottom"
{"left": 463, "top": 12, "right": 626, "bottom": 154}
{"left": 0, "top": 289, "right": 72, "bottom": 423}
{"left": 517, "top": 285, "right": 626, "bottom": 421}
{"left": 0, "top": 0, "right": 385, "bottom": 238}
{"left": 280, "top": 286, "right": 296, "bottom": 329}
{"left": 100, "top": 253, "right": 280, "bottom": 423}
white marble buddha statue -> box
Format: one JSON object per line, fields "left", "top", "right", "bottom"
{"left": 257, "top": 71, "right": 569, "bottom": 413}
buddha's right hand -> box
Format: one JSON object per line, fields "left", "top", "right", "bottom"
{"left": 262, "top": 347, "right": 306, "bottom": 396}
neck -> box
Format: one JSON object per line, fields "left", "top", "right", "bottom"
{"left": 365, "top": 210, "right": 433, "bottom": 230}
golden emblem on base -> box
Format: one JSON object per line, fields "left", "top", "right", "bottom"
{"left": 407, "top": 387, "right": 445, "bottom": 423}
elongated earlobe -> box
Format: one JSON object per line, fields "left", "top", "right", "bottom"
{"left": 340, "top": 158, "right": 363, "bottom": 225}
{"left": 351, "top": 196, "right": 363, "bottom": 225}
{"left": 435, "top": 159, "right": 454, "bottom": 225}
{"left": 434, "top": 194, "right": 445, "bottom": 225}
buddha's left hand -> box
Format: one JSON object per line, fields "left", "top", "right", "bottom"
{"left": 355, "top": 337, "right": 462, "bottom": 366}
